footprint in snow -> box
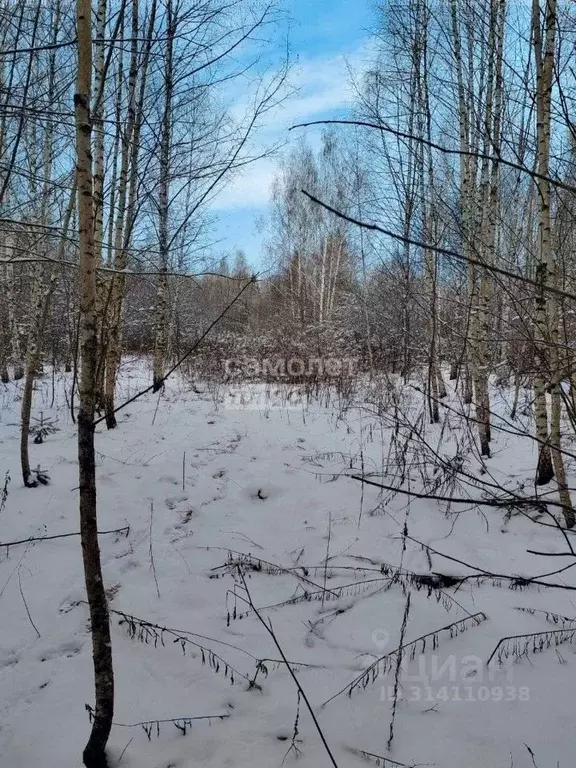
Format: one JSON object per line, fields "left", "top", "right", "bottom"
{"left": 158, "top": 474, "right": 180, "bottom": 485}
{"left": 58, "top": 589, "right": 85, "bottom": 614}
{"left": 38, "top": 640, "right": 83, "bottom": 662}
{"left": 165, "top": 494, "right": 189, "bottom": 510}
{"left": 98, "top": 473, "right": 118, "bottom": 486}
{"left": 200, "top": 493, "right": 225, "bottom": 507}
{"left": 0, "top": 652, "right": 19, "bottom": 670}
{"left": 177, "top": 508, "right": 195, "bottom": 526}
{"left": 118, "top": 557, "right": 140, "bottom": 573}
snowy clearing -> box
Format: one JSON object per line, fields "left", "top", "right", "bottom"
{"left": 1, "top": 362, "right": 575, "bottom": 768}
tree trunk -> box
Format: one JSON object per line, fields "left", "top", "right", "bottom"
{"left": 5, "top": 256, "right": 24, "bottom": 379}
{"left": 20, "top": 182, "right": 76, "bottom": 487}
{"left": 74, "top": 0, "right": 114, "bottom": 763}
{"left": 450, "top": 0, "right": 478, "bottom": 413}
{"left": 20, "top": 1, "right": 62, "bottom": 488}
{"left": 104, "top": 0, "right": 156, "bottom": 427}
{"left": 153, "top": 0, "right": 174, "bottom": 392}
{"left": 92, "top": 0, "right": 107, "bottom": 411}
{"left": 103, "top": 0, "right": 139, "bottom": 428}
{"left": 532, "top": 0, "right": 556, "bottom": 486}
{"left": 550, "top": 384, "right": 574, "bottom": 526}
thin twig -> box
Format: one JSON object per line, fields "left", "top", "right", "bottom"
{"left": 117, "top": 737, "right": 133, "bottom": 763}
{"left": 486, "top": 627, "right": 576, "bottom": 666}
{"left": 94, "top": 276, "right": 258, "bottom": 426}
{"left": 291, "top": 118, "right": 576, "bottom": 197}
{"left": 148, "top": 502, "right": 160, "bottom": 598}
{"left": 400, "top": 531, "right": 576, "bottom": 592}
{"left": 18, "top": 567, "right": 41, "bottom": 638}
{"left": 322, "top": 512, "right": 332, "bottom": 608}
{"left": 301, "top": 190, "right": 576, "bottom": 304}
{"left": 106, "top": 714, "right": 229, "bottom": 728}
{"left": 388, "top": 593, "right": 411, "bottom": 750}
{"left": 150, "top": 390, "right": 162, "bottom": 426}
{"left": 238, "top": 569, "right": 340, "bottom": 768}
{"left": 0, "top": 525, "right": 130, "bottom": 549}
{"left": 350, "top": 474, "right": 576, "bottom": 520}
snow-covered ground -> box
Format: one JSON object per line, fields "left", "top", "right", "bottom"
{"left": 1, "top": 361, "right": 575, "bottom": 768}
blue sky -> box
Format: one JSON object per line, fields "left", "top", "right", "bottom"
{"left": 210, "top": 0, "right": 375, "bottom": 268}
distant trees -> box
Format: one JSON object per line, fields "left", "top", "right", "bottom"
{"left": 267, "top": 136, "right": 355, "bottom": 328}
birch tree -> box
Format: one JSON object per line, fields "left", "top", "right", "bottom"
{"left": 531, "top": 0, "right": 574, "bottom": 525}
{"left": 19, "top": 0, "right": 65, "bottom": 486}
{"left": 152, "top": 0, "right": 174, "bottom": 392}
{"left": 74, "top": 0, "right": 115, "bottom": 761}
{"left": 103, "top": 0, "right": 140, "bottom": 425}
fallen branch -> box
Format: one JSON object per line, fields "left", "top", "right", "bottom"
{"left": 487, "top": 627, "right": 576, "bottom": 666}
{"left": 400, "top": 531, "right": 576, "bottom": 592}
{"left": 226, "top": 577, "right": 393, "bottom": 622}
{"left": 85, "top": 703, "right": 228, "bottom": 740}
{"left": 0, "top": 525, "right": 130, "bottom": 550}
{"left": 349, "top": 475, "right": 574, "bottom": 517}
{"left": 323, "top": 612, "right": 487, "bottom": 706}
{"left": 114, "top": 608, "right": 256, "bottom": 688}
{"left": 207, "top": 548, "right": 341, "bottom": 598}
{"left": 514, "top": 606, "right": 576, "bottom": 626}
{"left": 526, "top": 549, "right": 575, "bottom": 557}
{"left": 345, "top": 745, "right": 418, "bottom": 768}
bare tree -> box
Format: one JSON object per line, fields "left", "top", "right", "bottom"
{"left": 74, "top": 0, "right": 115, "bottom": 762}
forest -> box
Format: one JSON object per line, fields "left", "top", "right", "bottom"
{"left": 2, "top": 0, "right": 576, "bottom": 767}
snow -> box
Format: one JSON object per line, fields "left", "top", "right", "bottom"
{"left": 1, "top": 361, "right": 575, "bottom": 768}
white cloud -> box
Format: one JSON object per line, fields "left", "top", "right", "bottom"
{"left": 214, "top": 158, "right": 277, "bottom": 209}
{"left": 275, "top": 48, "right": 362, "bottom": 127}
{"left": 212, "top": 43, "right": 371, "bottom": 212}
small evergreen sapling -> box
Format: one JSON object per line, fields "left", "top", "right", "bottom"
{"left": 29, "top": 411, "right": 59, "bottom": 444}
